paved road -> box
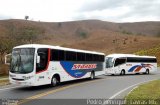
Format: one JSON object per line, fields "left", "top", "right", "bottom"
{"left": 0, "top": 70, "right": 160, "bottom": 105}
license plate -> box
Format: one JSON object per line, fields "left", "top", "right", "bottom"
{"left": 16, "top": 81, "right": 21, "bottom": 84}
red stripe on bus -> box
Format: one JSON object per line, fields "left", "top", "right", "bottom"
{"left": 134, "top": 66, "right": 142, "bottom": 72}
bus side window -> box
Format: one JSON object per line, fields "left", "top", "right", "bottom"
{"left": 114, "top": 58, "right": 126, "bottom": 67}
{"left": 36, "top": 48, "right": 48, "bottom": 72}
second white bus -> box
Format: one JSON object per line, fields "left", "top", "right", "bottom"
{"left": 105, "top": 54, "right": 157, "bottom": 75}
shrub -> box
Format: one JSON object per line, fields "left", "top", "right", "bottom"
{"left": 75, "top": 27, "right": 88, "bottom": 38}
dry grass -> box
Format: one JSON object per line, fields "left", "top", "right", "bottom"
{"left": 0, "top": 79, "right": 9, "bottom": 86}
{"left": 0, "top": 64, "right": 9, "bottom": 75}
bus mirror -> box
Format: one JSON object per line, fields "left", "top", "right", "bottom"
{"left": 5, "top": 54, "right": 11, "bottom": 65}
{"left": 112, "top": 58, "right": 114, "bottom": 62}
{"left": 37, "top": 55, "right": 40, "bottom": 64}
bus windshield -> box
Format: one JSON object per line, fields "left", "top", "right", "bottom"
{"left": 10, "top": 48, "right": 35, "bottom": 74}
{"left": 106, "top": 57, "right": 114, "bottom": 68}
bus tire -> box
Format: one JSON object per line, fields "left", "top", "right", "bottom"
{"left": 51, "top": 75, "right": 60, "bottom": 87}
{"left": 90, "top": 71, "right": 95, "bottom": 80}
{"left": 120, "top": 70, "right": 125, "bottom": 75}
{"left": 146, "top": 69, "right": 149, "bottom": 74}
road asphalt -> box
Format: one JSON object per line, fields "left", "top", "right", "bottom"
{"left": 0, "top": 70, "right": 159, "bottom": 105}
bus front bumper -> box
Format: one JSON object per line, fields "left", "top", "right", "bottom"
{"left": 9, "top": 78, "right": 36, "bottom": 86}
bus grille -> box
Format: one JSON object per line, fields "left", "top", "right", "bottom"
{"left": 12, "top": 78, "right": 25, "bottom": 81}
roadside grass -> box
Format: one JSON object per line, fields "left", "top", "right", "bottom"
{"left": 0, "top": 79, "right": 9, "bottom": 86}
{"left": 0, "top": 75, "right": 8, "bottom": 79}
{"left": 125, "top": 79, "right": 160, "bottom": 105}
{"left": 0, "top": 75, "right": 9, "bottom": 86}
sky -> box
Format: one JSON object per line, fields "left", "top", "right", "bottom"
{"left": 0, "top": 0, "right": 160, "bottom": 22}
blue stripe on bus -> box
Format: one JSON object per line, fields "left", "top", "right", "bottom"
{"left": 60, "top": 61, "right": 87, "bottom": 78}
{"left": 128, "top": 65, "right": 140, "bottom": 72}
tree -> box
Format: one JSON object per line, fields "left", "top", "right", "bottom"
{"left": 123, "top": 38, "right": 128, "bottom": 45}
{"left": 25, "top": 16, "right": 29, "bottom": 20}
{"left": 16, "top": 26, "right": 44, "bottom": 44}
{"left": 0, "top": 37, "right": 14, "bottom": 64}
{"left": 57, "top": 22, "right": 62, "bottom": 28}
{"left": 156, "top": 31, "right": 160, "bottom": 37}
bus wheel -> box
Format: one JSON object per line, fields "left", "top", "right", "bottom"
{"left": 51, "top": 76, "right": 58, "bottom": 87}
{"left": 146, "top": 69, "right": 149, "bottom": 74}
{"left": 120, "top": 70, "right": 125, "bottom": 75}
{"left": 90, "top": 71, "right": 95, "bottom": 80}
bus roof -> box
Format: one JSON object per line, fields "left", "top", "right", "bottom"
{"left": 13, "top": 44, "right": 105, "bottom": 55}
{"left": 106, "top": 54, "right": 156, "bottom": 58}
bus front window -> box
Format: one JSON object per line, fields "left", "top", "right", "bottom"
{"left": 10, "top": 48, "right": 35, "bottom": 74}
{"left": 106, "top": 57, "right": 114, "bottom": 68}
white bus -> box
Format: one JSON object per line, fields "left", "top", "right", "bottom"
{"left": 9, "top": 44, "right": 105, "bottom": 86}
{"left": 105, "top": 54, "right": 157, "bottom": 75}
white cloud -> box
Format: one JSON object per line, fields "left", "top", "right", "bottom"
{"left": 73, "top": 6, "right": 131, "bottom": 22}
{"left": 0, "top": 0, "right": 85, "bottom": 21}
{"left": 0, "top": 0, "right": 160, "bottom": 22}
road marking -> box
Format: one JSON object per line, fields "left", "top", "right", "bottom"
{"left": 18, "top": 78, "right": 104, "bottom": 105}
{"left": 109, "top": 78, "right": 158, "bottom": 99}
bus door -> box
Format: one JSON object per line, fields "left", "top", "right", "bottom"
{"left": 114, "top": 57, "right": 126, "bottom": 74}
{"left": 36, "top": 48, "right": 50, "bottom": 84}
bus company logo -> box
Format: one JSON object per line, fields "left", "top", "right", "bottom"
{"left": 126, "top": 64, "right": 132, "bottom": 66}
{"left": 72, "top": 64, "right": 97, "bottom": 70}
